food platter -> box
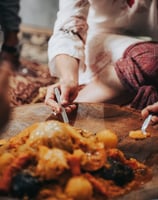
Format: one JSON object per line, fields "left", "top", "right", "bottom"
{"left": 1, "top": 103, "right": 158, "bottom": 200}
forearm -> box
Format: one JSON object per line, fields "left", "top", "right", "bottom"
{"left": 55, "top": 54, "right": 79, "bottom": 85}
{"left": 48, "top": 0, "right": 89, "bottom": 77}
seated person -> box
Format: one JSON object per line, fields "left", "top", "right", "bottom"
{"left": 45, "top": 0, "right": 158, "bottom": 115}
{"left": 0, "top": 0, "right": 21, "bottom": 70}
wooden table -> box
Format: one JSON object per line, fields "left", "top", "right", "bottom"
{"left": 1, "top": 103, "right": 158, "bottom": 200}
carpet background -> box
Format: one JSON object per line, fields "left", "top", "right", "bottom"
{"left": 9, "top": 26, "right": 57, "bottom": 107}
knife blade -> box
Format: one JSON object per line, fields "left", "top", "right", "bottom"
{"left": 54, "top": 87, "right": 69, "bottom": 123}
{"left": 141, "top": 114, "right": 152, "bottom": 135}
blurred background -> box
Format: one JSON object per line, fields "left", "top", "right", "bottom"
{"left": 20, "top": 0, "right": 58, "bottom": 31}
{"left": 19, "top": 0, "right": 59, "bottom": 64}
{"left": 5, "top": 0, "right": 59, "bottom": 108}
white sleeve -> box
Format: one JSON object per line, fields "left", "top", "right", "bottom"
{"left": 48, "top": 0, "right": 89, "bottom": 77}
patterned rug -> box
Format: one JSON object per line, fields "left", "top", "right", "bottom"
{"left": 9, "top": 59, "right": 57, "bottom": 107}
{"left": 9, "top": 27, "right": 57, "bottom": 107}
{"left": 19, "top": 26, "right": 52, "bottom": 64}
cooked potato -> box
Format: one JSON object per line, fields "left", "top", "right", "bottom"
{"left": 129, "top": 129, "right": 150, "bottom": 139}
{"left": 0, "top": 152, "right": 14, "bottom": 173}
{"left": 96, "top": 129, "right": 118, "bottom": 148}
{"left": 65, "top": 176, "right": 93, "bottom": 200}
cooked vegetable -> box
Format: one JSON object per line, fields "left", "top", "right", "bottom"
{"left": 65, "top": 176, "right": 93, "bottom": 200}
{"left": 0, "top": 120, "right": 150, "bottom": 199}
{"left": 129, "top": 130, "right": 150, "bottom": 139}
{"left": 96, "top": 130, "right": 118, "bottom": 149}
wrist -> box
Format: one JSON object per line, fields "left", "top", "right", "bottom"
{"left": 55, "top": 54, "right": 79, "bottom": 82}
{"left": 60, "top": 77, "right": 78, "bottom": 85}
{"left": 1, "top": 43, "right": 21, "bottom": 56}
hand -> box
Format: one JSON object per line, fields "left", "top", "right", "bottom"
{"left": 60, "top": 77, "right": 79, "bottom": 104}
{"left": 141, "top": 102, "right": 158, "bottom": 125}
{"left": 0, "top": 62, "right": 11, "bottom": 129}
{"left": 45, "top": 54, "right": 79, "bottom": 114}
{"left": 44, "top": 82, "right": 78, "bottom": 114}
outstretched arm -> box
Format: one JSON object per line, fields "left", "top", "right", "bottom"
{"left": 46, "top": 0, "right": 89, "bottom": 113}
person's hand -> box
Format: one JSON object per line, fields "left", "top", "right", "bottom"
{"left": 141, "top": 102, "right": 158, "bottom": 125}
{"left": 44, "top": 81, "right": 78, "bottom": 114}
{"left": 0, "top": 62, "right": 11, "bottom": 129}
{"left": 45, "top": 54, "right": 79, "bottom": 114}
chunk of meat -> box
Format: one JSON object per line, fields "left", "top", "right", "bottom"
{"left": 35, "top": 146, "right": 69, "bottom": 180}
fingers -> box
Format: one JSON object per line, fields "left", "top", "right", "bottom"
{"left": 60, "top": 84, "right": 78, "bottom": 105}
{"left": 60, "top": 85, "right": 69, "bottom": 105}
{"left": 65, "top": 104, "right": 77, "bottom": 113}
{"left": 45, "top": 80, "right": 78, "bottom": 115}
{"left": 150, "top": 102, "right": 158, "bottom": 112}
{"left": 142, "top": 102, "right": 158, "bottom": 115}
{"left": 44, "top": 84, "right": 61, "bottom": 114}
{"left": 141, "top": 108, "right": 150, "bottom": 119}
{"left": 151, "top": 115, "right": 158, "bottom": 125}
{"left": 141, "top": 102, "right": 158, "bottom": 125}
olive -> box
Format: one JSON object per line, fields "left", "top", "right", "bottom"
{"left": 10, "top": 172, "right": 41, "bottom": 198}
{"left": 99, "top": 158, "right": 134, "bottom": 186}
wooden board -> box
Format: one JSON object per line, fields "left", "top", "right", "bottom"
{"left": 1, "top": 103, "right": 158, "bottom": 200}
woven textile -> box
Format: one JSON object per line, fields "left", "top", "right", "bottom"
{"left": 115, "top": 42, "right": 158, "bottom": 109}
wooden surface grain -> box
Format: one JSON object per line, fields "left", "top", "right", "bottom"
{"left": 1, "top": 102, "right": 158, "bottom": 200}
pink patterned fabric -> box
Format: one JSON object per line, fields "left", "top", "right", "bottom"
{"left": 126, "top": 0, "right": 135, "bottom": 7}
{"left": 115, "top": 42, "right": 158, "bottom": 109}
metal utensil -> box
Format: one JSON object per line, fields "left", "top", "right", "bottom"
{"left": 54, "top": 87, "right": 69, "bottom": 123}
{"left": 141, "top": 114, "right": 152, "bottom": 135}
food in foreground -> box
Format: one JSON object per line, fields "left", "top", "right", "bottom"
{"left": 129, "top": 129, "right": 151, "bottom": 139}
{"left": 0, "top": 120, "right": 151, "bottom": 200}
